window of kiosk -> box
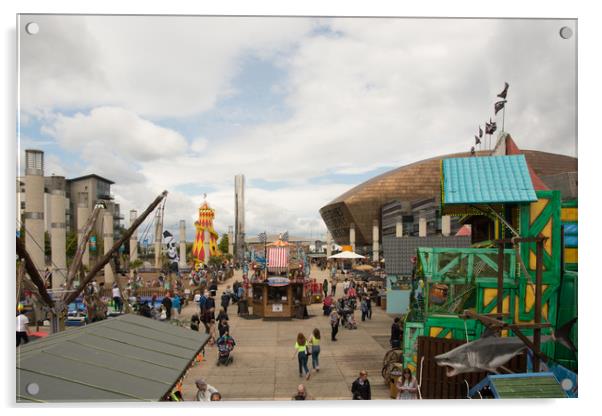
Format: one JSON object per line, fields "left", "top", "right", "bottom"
{"left": 293, "top": 285, "right": 304, "bottom": 302}
{"left": 267, "top": 286, "right": 288, "bottom": 304}
{"left": 253, "top": 288, "right": 263, "bottom": 304}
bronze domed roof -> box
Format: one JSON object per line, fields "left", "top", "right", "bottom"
{"left": 320, "top": 148, "right": 576, "bottom": 246}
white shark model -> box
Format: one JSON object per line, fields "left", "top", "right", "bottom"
{"left": 434, "top": 318, "right": 577, "bottom": 377}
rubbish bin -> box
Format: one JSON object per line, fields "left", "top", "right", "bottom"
{"left": 238, "top": 299, "right": 249, "bottom": 316}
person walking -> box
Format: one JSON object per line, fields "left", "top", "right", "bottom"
{"left": 322, "top": 279, "right": 329, "bottom": 299}
{"left": 360, "top": 297, "right": 369, "bottom": 322}
{"left": 330, "top": 309, "right": 340, "bottom": 341}
{"left": 16, "top": 304, "right": 30, "bottom": 346}
{"left": 351, "top": 370, "right": 371, "bottom": 400}
{"left": 366, "top": 292, "right": 372, "bottom": 320}
{"left": 216, "top": 307, "right": 229, "bottom": 323}
{"left": 205, "top": 294, "right": 216, "bottom": 319}
{"left": 162, "top": 292, "right": 172, "bottom": 320}
{"left": 291, "top": 384, "right": 313, "bottom": 400}
{"left": 343, "top": 278, "right": 350, "bottom": 295}
{"left": 195, "top": 378, "right": 218, "bottom": 401}
{"left": 112, "top": 282, "right": 122, "bottom": 312}
{"left": 396, "top": 368, "right": 418, "bottom": 400}
{"left": 209, "top": 280, "right": 218, "bottom": 297}
{"left": 171, "top": 293, "right": 181, "bottom": 318}
{"left": 309, "top": 328, "right": 321, "bottom": 372}
{"left": 220, "top": 290, "right": 231, "bottom": 314}
{"left": 217, "top": 318, "right": 229, "bottom": 338}
{"left": 292, "top": 333, "right": 311, "bottom": 380}
{"left": 198, "top": 290, "right": 207, "bottom": 316}
{"left": 390, "top": 317, "right": 402, "bottom": 349}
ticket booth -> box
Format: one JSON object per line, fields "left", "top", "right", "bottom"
{"left": 252, "top": 277, "right": 305, "bottom": 318}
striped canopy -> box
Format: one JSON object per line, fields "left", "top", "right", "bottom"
{"left": 268, "top": 246, "right": 289, "bottom": 269}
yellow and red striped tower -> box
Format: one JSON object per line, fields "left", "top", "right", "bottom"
{"left": 192, "top": 200, "right": 220, "bottom": 265}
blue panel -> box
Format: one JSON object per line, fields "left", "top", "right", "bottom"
{"left": 564, "top": 223, "right": 578, "bottom": 235}
{"left": 386, "top": 275, "right": 411, "bottom": 314}
{"left": 564, "top": 236, "right": 578, "bottom": 248}
{"left": 443, "top": 155, "right": 537, "bottom": 204}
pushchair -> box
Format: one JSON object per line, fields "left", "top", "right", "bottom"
{"left": 339, "top": 306, "right": 357, "bottom": 330}
{"left": 216, "top": 334, "right": 236, "bottom": 366}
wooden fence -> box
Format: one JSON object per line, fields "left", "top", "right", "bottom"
{"left": 416, "top": 336, "right": 527, "bottom": 399}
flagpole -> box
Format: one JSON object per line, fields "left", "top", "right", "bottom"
{"left": 502, "top": 106, "right": 506, "bottom": 133}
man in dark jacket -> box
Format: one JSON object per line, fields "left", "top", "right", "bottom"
{"left": 209, "top": 280, "right": 218, "bottom": 297}
{"left": 221, "top": 291, "right": 231, "bottom": 313}
{"left": 205, "top": 295, "right": 216, "bottom": 319}
{"left": 390, "top": 317, "right": 402, "bottom": 348}
{"left": 162, "top": 294, "right": 172, "bottom": 320}
{"left": 351, "top": 370, "right": 371, "bottom": 400}
{"left": 139, "top": 302, "right": 152, "bottom": 318}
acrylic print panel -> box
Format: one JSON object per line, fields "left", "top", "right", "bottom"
{"left": 16, "top": 15, "right": 577, "bottom": 402}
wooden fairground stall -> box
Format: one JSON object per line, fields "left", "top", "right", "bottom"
{"left": 252, "top": 277, "right": 306, "bottom": 318}
{"left": 250, "top": 237, "right": 312, "bottom": 319}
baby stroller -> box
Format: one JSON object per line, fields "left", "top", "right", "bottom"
{"left": 339, "top": 306, "right": 357, "bottom": 330}
{"left": 216, "top": 334, "right": 236, "bottom": 366}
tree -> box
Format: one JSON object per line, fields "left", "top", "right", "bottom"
{"left": 208, "top": 255, "right": 222, "bottom": 268}
{"left": 218, "top": 233, "right": 229, "bottom": 254}
{"left": 129, "top": 258, "right": 143, "bottom": 271}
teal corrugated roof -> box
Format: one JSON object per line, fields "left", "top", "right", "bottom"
{"left": 442, "top": 155, "right": 537, "bottom": 204}
{"left": 17, "top": 314, "right": 209, "bottom": 402}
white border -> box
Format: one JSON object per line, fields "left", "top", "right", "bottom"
{"left": 2, "top": 1, "right": 599, "bottom": 416}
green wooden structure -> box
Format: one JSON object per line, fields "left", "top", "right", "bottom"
{"left": 418, "top": 247, "right": 517, "bottom": 283}
{"left": 519, "top": 190, "right": 562, "bottom": 286}
{"left": 397, "top": 157, "right": 577, "bottom": 378}
{"left": 423, "top": 314, "right": 479, "bottom": 340}
{"left": 402, "top": 321, "right": 424, "bottom": 373}
{"left": 554, "top": 270, "right": 578, "bottom": 371}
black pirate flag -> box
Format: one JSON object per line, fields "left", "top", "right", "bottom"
{"left": 497, "top": 82, "right": 509, "bottom": 99}
{"left": 485, "top": 119, "right": 497, "bottom": 135}
{"left": 475, "top": 135, "right": 481, "bottom": 145}
{"left": 494, "top": 100, "right": 507, "bottom": 115}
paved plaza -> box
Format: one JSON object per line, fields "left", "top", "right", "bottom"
{"left": 180, "top": 269, "right": 394, "bottom": 401}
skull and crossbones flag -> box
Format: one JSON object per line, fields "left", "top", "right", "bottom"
{"left": 494, "top": 100, "right": 507, "bottom": 115}
{"left": 475, "top": 135, "right": 481, "bottom": 145}
{"left": 485, "top": 119, "right": 497, "bottom": 135}
{"left": 497, "top": 82, "right": 509, "bottom": 99}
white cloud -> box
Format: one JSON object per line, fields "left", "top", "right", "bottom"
{"left": 43, "top": 107, "right": 188, "bottom": 161}
{"left": 21, "top": 17, "right": 577, "bottom": 239}
{"left": 190, "top": 137, "right": 208, "bottom": 154}
{"left": 137, "top": 18, "right": 576, "bottom": 193}
{"left": 20, "top": 15, "right": 317, "bottom": 118}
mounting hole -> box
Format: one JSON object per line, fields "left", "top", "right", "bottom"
{"left": 25, "top": 22, "right": 40, "bottom": 35}
{"left": 26, "top": 382, "right": 40, "bottom": 395}
{"left": 560, "top": 378, "right": 573, "bottom": 391}
{"left": 559, "top": 26, "right": 573, "bottom": 39}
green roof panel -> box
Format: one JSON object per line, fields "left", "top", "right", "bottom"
{"left": 16, "top": 314, "right": 209, "bottom": 403}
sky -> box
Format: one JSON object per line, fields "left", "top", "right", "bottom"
{"left": 17, "top": 15, "right": 577, "bottom": 241}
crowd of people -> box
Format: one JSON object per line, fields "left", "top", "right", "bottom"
{"left": 22, "top": 258, "right": 417, "bottom": 401}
